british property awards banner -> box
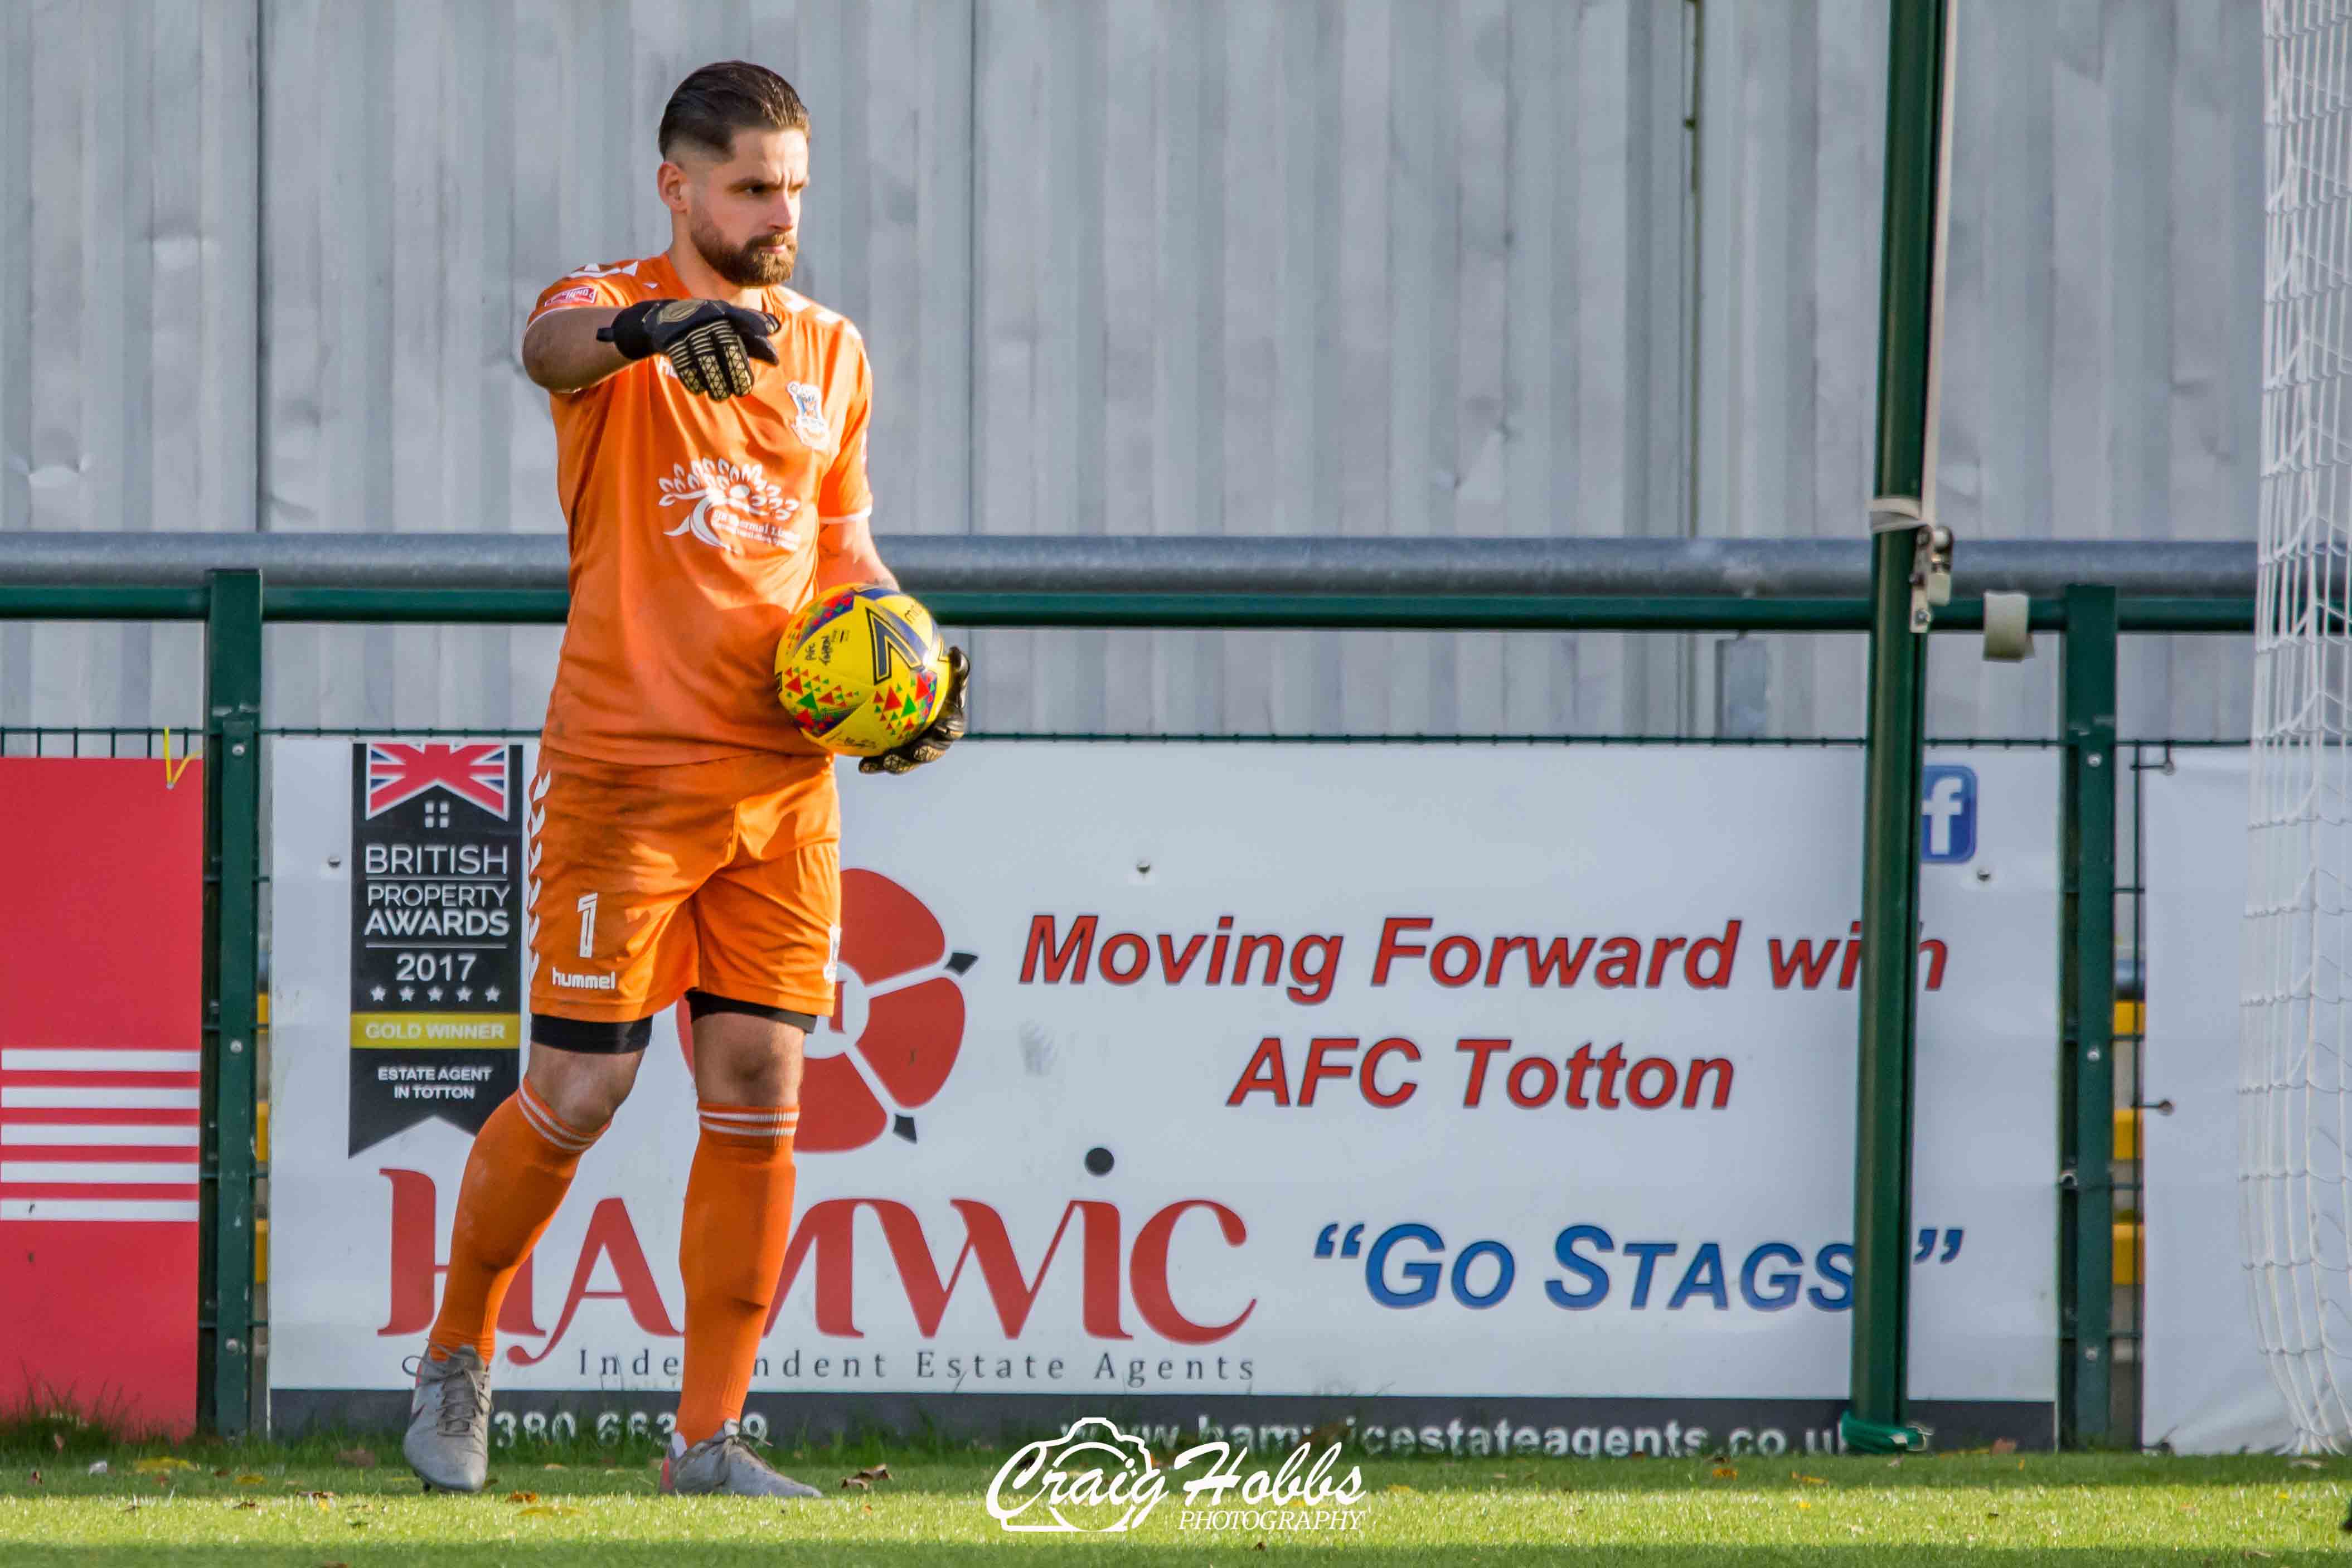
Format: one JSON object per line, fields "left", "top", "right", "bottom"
{"left": 268, "top": 741, "right": 2059, "bottom": 1454}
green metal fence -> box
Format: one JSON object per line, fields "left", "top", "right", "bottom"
{"left": 0, "top": 571, "right": 2252, "bottom": 1445}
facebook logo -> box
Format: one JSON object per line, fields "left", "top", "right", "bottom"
{"left": 1919, "top": 765, "right": 1977, "bottom": 864}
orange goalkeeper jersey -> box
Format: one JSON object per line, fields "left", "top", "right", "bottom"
{"left": 527, "top": 253, "right": 874, "bottom": 764}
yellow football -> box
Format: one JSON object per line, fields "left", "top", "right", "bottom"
{"left": 774, "top": 585, "right": 949, "bottom": 757}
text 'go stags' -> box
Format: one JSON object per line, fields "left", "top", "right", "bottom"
{"left": 1020, "top": 915, "right": 1951, "bottom": 1004}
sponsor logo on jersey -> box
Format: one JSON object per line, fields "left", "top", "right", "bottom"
{"left": 550, "top": 968, "right": 617, "bottom": 991}
{"left": 786, "top": 380, "right": 830, "bottom": 447}
{"left": 538, "top": 284, "right": 600, "bottom": 310}
{"left": 655, "top": 458, "right": 804, "bottom": 554}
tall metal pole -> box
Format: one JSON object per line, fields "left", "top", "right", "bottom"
{"left": 2058, "top": 585, "right": 2118, "bottom": 1446}
{"left": 198, "top": 569, "right": 263, "bottom": 1436}
{"left": 1842, "top": 0, "right": 1951, "bottom": 1455}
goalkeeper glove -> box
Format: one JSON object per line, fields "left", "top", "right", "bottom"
{"left": 862, "top": 647, "right": 970, "bottom": 775}
{"left": 598, "top": 299, "right": 780, "bottom": 401}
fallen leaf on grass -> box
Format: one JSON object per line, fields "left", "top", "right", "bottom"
{"left": 841, "top": 1475, "right": 870, "bottom": 1491}
{"left": 1792, "top": 1473, "right": 1827, "bottom": 1486}
{"left": 120, "top": 1503, "right": 138, "bottom": 1514}
{"left": 317, "top": 1560, "right": 351, "bottom": 1567}
{"left": 133, "top": 1457, "right": 196, "bottom": 1475}
{"left": 506, "top": 1491, "right": 539, "bottom": 1503}
{"left": 1795, "top": 1499, "right": 1812, "bottom": 1511}
{"left": 86, "top": 1460, "right": 109, "bottom": 1475}
{"left": 517, "top": 1504, "right": 578, "bottom": 1518}
{"left": 2290, "top": 1458, "right": 2324, "bottom": 1470}
{"left": 336, "top": 1448, "right": 376, "bottom": 1470}
{"left": 1711, "top": 1467, "right": 1738, "bottom": 1479}
{"left": 231, "top": 1500, "right": 259, "bottom": 1511}
{"left": 847, "top": 1464, "right": 892, "bottom": 1484}
{"left": 235, "top": 1473, "right": 266, "bottom": 1486}
{"left": 295, "top": 1491, "right": 336, "bottom": 1508}
{"left": 1386, "top": 1483, "right": 1414, "bottom": 1493}
{"left": 541, "top": 1462, "right": 568, "bottom": 1471}
{"left": 1990, "top": 1438, "right": 2018, "bottom": 1455}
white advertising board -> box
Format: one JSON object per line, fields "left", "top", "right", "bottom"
{"left": 268, "top": 741, "right": 2057, "bottom": 1454}
{"left": 2142, "top": 749, "right": 2293, "bottom": 1453}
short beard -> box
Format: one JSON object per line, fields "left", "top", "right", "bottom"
{"left": 690, "top": 210, "right": 796, "bottom": 288}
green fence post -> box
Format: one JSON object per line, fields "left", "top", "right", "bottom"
{"left": 2059, "top": 583, "right": 2118, "bottom": 1446}
{"left": 198, "top": 569, "right": 263, "bottom": 1437}
{"left": 1842, "top": 0, "right": 1947, "bottom": 1457}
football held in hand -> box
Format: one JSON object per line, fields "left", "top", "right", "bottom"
{"left": 774, "top": 585, "right": 950, "bottom": 756}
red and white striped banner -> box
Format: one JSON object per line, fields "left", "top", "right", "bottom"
{"left": 0, "top": 758, "right": 204, "bottom": 1435}
{"left": 0, "top": 1047, "right": 201, "bottom": 1222}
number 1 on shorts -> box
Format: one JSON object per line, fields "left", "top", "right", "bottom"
{"left": 576, "top": 891, "right": 598, "bottom": 959}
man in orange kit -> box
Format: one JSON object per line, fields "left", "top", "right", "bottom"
{"left": 401, "top": 60, "right": 967, "bottom": 1498}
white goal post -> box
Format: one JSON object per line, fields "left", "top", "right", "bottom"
{"left": 2247, "top": 0, "right": 2352, "bottom": 1453}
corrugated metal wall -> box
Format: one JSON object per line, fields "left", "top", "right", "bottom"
{"left": 0, "top": 0, "right": 2263, "bottom": 742}
{"left": 0, "top": 0, "right": 256, "bottom": 738}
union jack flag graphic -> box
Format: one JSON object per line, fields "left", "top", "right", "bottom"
{"left": 365, "top": 743, "right": 510, "bottom": 821}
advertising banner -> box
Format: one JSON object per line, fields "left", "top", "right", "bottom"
{"left": 2141, "top": 749, "right": 2293, "bottom": 1452}
{"left": 345, "top": 743, "right": 525, "bottom": 1154}
{"left": 269, "top": 742, "right": 2058, "bottom": 1454}
{"left": 0, "top": 758, "right": 204, "bottom": 1436}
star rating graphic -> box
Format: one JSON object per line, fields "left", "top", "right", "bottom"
{"left": 485, "top": 985, "right": 501, "bottom": 1002}
{"left": 428, "top": 986, "right": 443, "bottom": 1002}
{"left": 456, "top": 986, "right": 472, "bottom": 1002}
{"left": 399, "top": 986, "right": 414, "bottom": 1002}
{"left": 371, "top": 985, "right": 386, "bottom": 1002}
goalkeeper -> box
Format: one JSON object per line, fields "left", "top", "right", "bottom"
{"left": 400, "top": 60, "right": 966, "bottom": 1499}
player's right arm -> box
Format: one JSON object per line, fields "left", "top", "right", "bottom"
{"left": 522, "top": 305, "right": 631, "bottom": 394}
{"left": 524, "top": 295, "right": 783, "bottom": 401}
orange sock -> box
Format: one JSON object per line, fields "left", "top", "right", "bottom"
{"left": 426, "top": 1081, "right": 598, "bottom": 1363}
{"left": 675, "top": 1102, "right": 800, "bottom": 1445}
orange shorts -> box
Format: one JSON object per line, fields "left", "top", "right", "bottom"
{"left": 526, "top": 747, "right": 840, "bottom": 1036}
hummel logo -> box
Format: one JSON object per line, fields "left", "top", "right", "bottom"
{"left": 550, "top": 968, "right": 616, "bottom": 991}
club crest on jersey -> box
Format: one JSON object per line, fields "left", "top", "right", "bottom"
{"left": 657, "top": 457, "right": 804, "bottom": 554}
{"left": 786, "top": 381, "right": 830, "bottom": 447}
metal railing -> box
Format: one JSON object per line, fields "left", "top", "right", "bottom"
{"left": 0, "top": 531, "right": 2258, "bottom": 1443}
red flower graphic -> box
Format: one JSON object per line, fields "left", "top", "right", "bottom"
{"left": 672, "top": 869, "right": 971, "bottom": 1151}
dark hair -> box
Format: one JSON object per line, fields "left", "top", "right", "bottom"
{"left": 658, "top": 61, "right": 809, "bottom": 162}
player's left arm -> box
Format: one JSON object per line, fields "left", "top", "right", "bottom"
{"left": 813, "top": 512, "right": 896, "bottom": 591}
{"left": 812, "top": 339, "right": 968, "bottom": 775}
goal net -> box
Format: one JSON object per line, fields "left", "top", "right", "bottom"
{"left": 2248, "top": 0, "right": 2352, "bottom": 1452}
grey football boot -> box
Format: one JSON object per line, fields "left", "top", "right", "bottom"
{"left": 402, "top": 1347, "right": 492, "bottom": 1492}
{"left": 661, "top": 1421, "right": 827, "bottom": 1499}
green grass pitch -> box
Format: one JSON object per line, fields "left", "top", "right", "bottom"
{"left": 1, "top": 1432, "right": 2345, "bottom": 1565}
